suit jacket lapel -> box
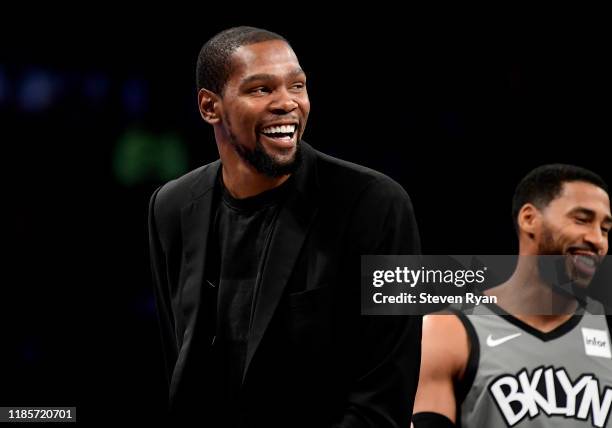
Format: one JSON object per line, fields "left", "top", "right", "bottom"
{"left": 242, "top": 143, "right": 319, "bottom": 384}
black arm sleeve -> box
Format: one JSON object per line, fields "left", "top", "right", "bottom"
{"left": 333, "top": 177, "right": 423, "bottom": 428}
{"left": 148, "top": 186, "right": 178, "bottom": 388}
{"left": 412, "top": 412, "right": 456, "bottom": 428}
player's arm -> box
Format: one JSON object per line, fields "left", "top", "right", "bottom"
{"left": 412, "top": 313, "right": 469, "bottom": 427}
{"left": 148, "top": 186, "right": 179, "bottom": 387}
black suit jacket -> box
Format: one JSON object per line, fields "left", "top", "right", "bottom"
{"left": 148, "top": 142, "right": 422, "bottom": 427}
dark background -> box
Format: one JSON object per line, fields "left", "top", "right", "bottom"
{"left": 1, "top": 10, "right": 609, "bottom": 424}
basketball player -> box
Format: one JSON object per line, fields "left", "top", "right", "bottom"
{"left": 412, "top": 164, "right": 612, "bottom": 427}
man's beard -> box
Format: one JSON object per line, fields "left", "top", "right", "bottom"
{"left": 537, "top": 222, "right": 590, "bottom": 302}
{"left": 537, "top": 223, "right": 561, "bottom": 256}
{"left": 228, "top": 131, "right": 302, "bottom": 178}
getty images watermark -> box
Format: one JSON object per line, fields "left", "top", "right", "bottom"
{"left": 361, "top": 255, "right": 612, "bottom": 316}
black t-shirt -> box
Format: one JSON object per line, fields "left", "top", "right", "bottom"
{"left": 209, "top": 172, "right": 292, "bottom": 421}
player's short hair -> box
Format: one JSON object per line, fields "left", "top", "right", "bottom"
{"left": 512, "top": 164, "right": 608, "bottom": 233}
{"left": 196, "top": 26, "right": 288, "bottom": 95}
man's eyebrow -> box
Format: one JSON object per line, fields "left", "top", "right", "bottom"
{"left": 240, "top": 73, "right": 275, "bottom": 86}
{"left": 569, "top": 207, "right": 612, "bottom": 224}
{"left": 240, "top": 68, "right": 305, "bottom": 86}
{"left": 287, "top": 68, "right": 306, "bottom": 78}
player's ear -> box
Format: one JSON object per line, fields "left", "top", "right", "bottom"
{"left": 198, "top": 88, "right": 221, "bottom": 125}
{"left": 518, "top": 203, "right": 541, "bottom": 240}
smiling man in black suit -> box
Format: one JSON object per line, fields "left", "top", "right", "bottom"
{"left": 148, "top": 26, "right": 422, "bottom": 427}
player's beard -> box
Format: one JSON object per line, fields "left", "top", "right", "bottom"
{"left": 537, "top": 223, "right": 562, "bottom": 256}
{"left": 537, "top": 222, "right": 589, "bottom": 303}
{"left": 227, "top": 123, "right": 302, "bottom": 178}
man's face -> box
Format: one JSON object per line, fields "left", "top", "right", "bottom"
{"left": 536, "top": 181, "right": 612, "bottom": 287}
{"left": 217, "top": 40, "right": 310, "bottom": 177}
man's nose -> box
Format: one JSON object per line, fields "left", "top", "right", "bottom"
{"left": 269, "top": 88, "right": 298, "bottom": 113}
{"left": 584, "top": 225, "right": 607, "bottom": 254}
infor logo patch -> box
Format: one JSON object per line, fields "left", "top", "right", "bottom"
{"left": 582, "top": 328, "right": 612, "bottom": 359}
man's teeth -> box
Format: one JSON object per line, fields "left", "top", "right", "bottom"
{"left": 575, "top": 255, "right": 596, "bottom": 267}
{"left": 261, "top": 124, "right": 296, "bottom": 135}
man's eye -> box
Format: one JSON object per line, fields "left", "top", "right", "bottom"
{"left": 575, "top": 218, "right": 588, "bottom": 224}
{"left": 291, "top": 83, "right": 305, "bottom": 90}
{"left": 250, "top": 87, "right": 269, "bottom": 94}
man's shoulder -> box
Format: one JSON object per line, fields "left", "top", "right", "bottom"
{"left": 153, "top": 160, "right": 220, "bottom": 208}
{"left": 150, "top": 159, "right": 220, "bottom": 227}
{"left": 422, "top": 311, "right": 471, "bottom": 374}
{"left": 312, "top": 147, "right": 408, "bottom": 201}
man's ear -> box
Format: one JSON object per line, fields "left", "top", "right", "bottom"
{"left": 518, "top": 203, "right": 541, "bottom": 240}
{"left": 198, "top": 88, "right": 221, "bottom": 124}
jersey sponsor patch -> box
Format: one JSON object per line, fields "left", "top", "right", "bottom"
{"left": 488, "top": 366, "right": 612, "bottom": 427}
{"left": 582, "top": 327, "right": 612, "bottom": 359}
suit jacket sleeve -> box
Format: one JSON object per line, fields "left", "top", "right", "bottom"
{"left": 334, "top": 177, "right": 422, "bottom": 428}
{"left": 148, "top": 186, "right": 179, "bottom": 390}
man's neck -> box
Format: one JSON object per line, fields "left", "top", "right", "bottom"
{"left": 485, "top": 258, "right": 579, "bottom": 333}
{"left": 221, "top": 164, "right": 290, "bottom": 199}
